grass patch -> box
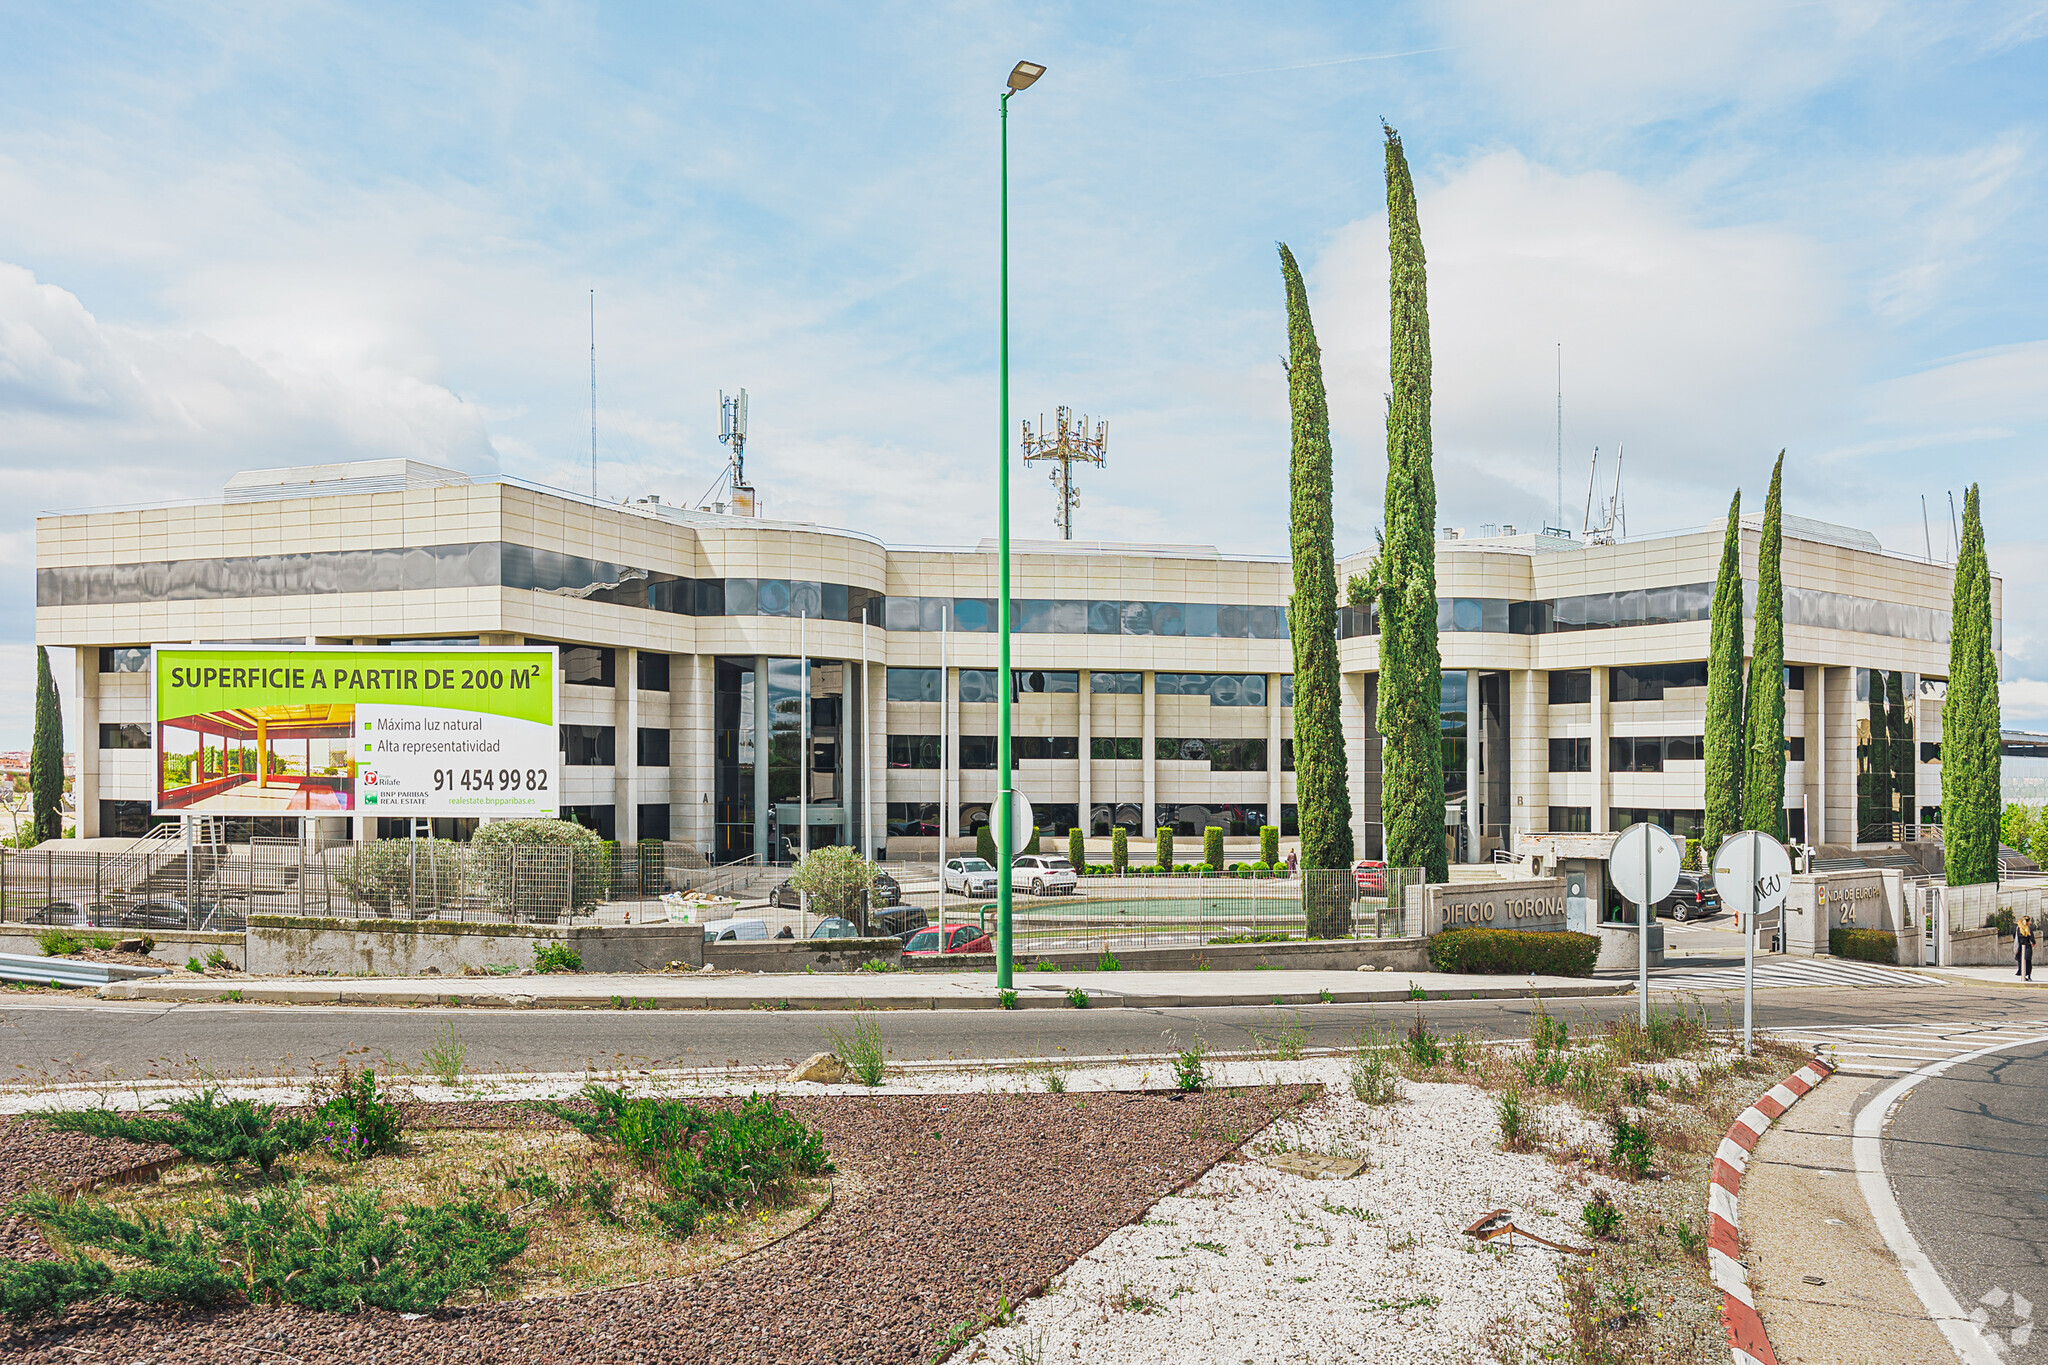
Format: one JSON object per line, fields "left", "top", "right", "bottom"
{"left": 824, "top": 1013, "right": 888, "bottom": 1087}
{"left": 532, "top": 941, "right": 582, "bottom": 974}
{"left": 422, "top": 1021, "right": 468, "bottom": 1085}
{"left": 1250, "top": 1015, "right": 1309, "bottom": 1061}
{"left": 1349, "top": 1028, "right": 1404, "bottom": 1105}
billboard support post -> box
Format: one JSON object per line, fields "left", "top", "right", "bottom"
{"left": 183, "top": 814, "right": 193, "bottom": 929}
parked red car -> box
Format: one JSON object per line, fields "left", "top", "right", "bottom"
{"left": 1352, "top": 860, "right": 1388, "bottom": 893}
{"left": 902, "top": 923, "right": 994, "bottom": 957}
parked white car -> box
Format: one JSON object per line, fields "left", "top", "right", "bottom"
{"left": 700, "top": 917, "right": 770, "bottom": 943}
{"left": 1011, "top": 855, "right": 1078, "bottom": 896}
{"left": 943, "top": 856, "right": 1000, "bottom": 897}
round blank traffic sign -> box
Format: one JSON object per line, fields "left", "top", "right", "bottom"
{"left": 1610, "top": 822, "right": 1682, "bottom": 907}
{"left": 1713, "top": 831, "right": 1793, "bottom": 922}
{"left": 1008, "top": 791, "right": 1036, "bottom": 852}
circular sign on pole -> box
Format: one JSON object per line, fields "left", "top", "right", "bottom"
{"left": 1713, "top": 831, "right": 1793, "bottom": 926}
{"left": 1008, "top": 790, "right": 1036, "bottom": 853}
{"left": 1609, "top": 822, "right": 1682, "bottom": 907}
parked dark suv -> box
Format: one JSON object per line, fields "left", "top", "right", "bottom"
{"left": 1658, "top": 872, "right": 1721, "bottom": 922}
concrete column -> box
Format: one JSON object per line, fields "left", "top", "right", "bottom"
{"left": 1267, "top": 673, "right": 1283, "bottom": 836}
{"left": 1465, "top": 667, "right": 1481, "bottom": 862}
{"left": 615, "top": 647, "right": 638, "bottom": 844}
{"left": 1141, "top": 670, "right": 1157, "bottom": 839}
{"left": 1812, "top": 666, "right": 1827, "bottom": 846}
{"left": 1591, "top": 665, "right": 1609, "bottom": 833}
{"left": 752, "top": 653, "right": 771, "bottom": 862}
{"left": 77, "top": 651, "right": 98, "bottom": 838}
{"left": 1516, "top": 669, "right": 1544, "bottom": 845}
{"left": 868, "top": 660, "right": 886, "bottom": 857}
{"left": 1078, "top": 670, "right": 1092, "bottom": 838}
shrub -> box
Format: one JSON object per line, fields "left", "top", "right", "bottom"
{"left": 33, "top": 929, "right": 80, "bottom": 957}
{"left": 310, "top": 1064, "right": 405, "bottom": 1163}
{"left": 470, "top": 817, "right": 609, "bottom": 912}
{"left": 1068, "top": 827, "right": 1085, "bottom": 870}
{"left": 1830, "top": 927, "right": 1898, "bottom": 964}
{"left": 2, "top": 1186, "right": 525, "bottom": 1317}
{"left": 1426, "top": 928, "right": 1600, "bottom": 977}
{"left": 1155, "top": 828, "right": 1174, "bottom": 871}
{"left": 532, "top": 941, "right": 583, "bottom": 974}
{"left": 1173, "top": 1033, "right": 1208, "bottom": 1092}
{"left": 1260, "top": 825, "right": 1279, "bottom": 866}
{"left": 1304, "top": 870, "right": 1355, "bottom": 939}
{"left": 39, "top": 1089, "right": 317, "bottom": 1177}
{"left": 1203, "top": 826, "right": 1225, "bottom": 871}
{"left": 334, "top": 837, "right": 464, "bottom": 915}
{"left": 1111, "top": 827, "right": 1128, "bottom": 873}
{"left": 1207, "top": 932, "right": 1290, "bottom": 945}
{"left": 1581, "top": 1190, "right": 1621, "bottom": 1239}
{"left": 1991, "top": 906, "right": 2018, "bottom": 937}
{"left": 786, "top": 846, "right": 878, "bottom": 925}
{"left": 1609, "top": 1111, "right": 1654, "bottom": 1178}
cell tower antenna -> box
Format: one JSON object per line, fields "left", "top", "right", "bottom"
{"left": 1020, "top": 406, "right": 1109, "bottom": 539}
{"left": 1922, "top": 494, "right": 1934, "bottom": 562}
{"left": 1581, "top": 445, "right": 1600, "bottom": 539}
{"left": 588, "top": 290, "right": 597, "bottom": 499}
{"left": 717, "top": 389, "right": 756, "bottom": 517}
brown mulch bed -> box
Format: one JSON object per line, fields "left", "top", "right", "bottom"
{"left": 0, "top": 1116, "right": 178, "bottom": 1261}
{"left": 0, "top": 1086, "right": 1309, "bottom": 1363}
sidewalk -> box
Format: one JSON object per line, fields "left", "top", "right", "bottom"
{"left": 97, "top": 967, "right": 1631, "bottom": 1011}
{"left": 1914, "top": 964, "right": 2048, "bottom": 988}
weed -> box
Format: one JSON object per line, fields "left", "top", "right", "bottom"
{"left": 1496, "top": 1084, "right": 1536, "bottom": 1152}
{"left": 1609, "top": 1110, "right": 1654, "bottom": 1179}
{"left": 421, "top": 1021, "right": 467, "bottom": 1086}
{"left": 1403, "top": 1010, "right": 1442, "bottom": 1070}
{"left": 1671, "top": 1217, "right": 1706, "bottom": 1262}
{"left": 308, "top": 1063, "right": 405, "bottom": 1163}
{"left": 1449, "top": 1031, "right": 1478, "bottom": 1070}
{"left": 1528, "top": 1007, "right": 1569, "bottom": 1058}
{"left": 532, "top": 941, "right": 582, "bottom": 974}
{"left": 1407, "top": 981, "right": 1427, "bottom": 1001}
{"left": 218, "top": 990, "right": 245, "bottom": 1003}
{"left": 1065, "top": 986, "right": 1090, "bottom": 1009}
{"left": 204, "top": 947, "right": 232, "bottom": 971}
{"left": 1620, "top": 1071, "right": 1652, "bottom": 1105}
{"left": 1318, "top": 1201, "right": 1379, "bottom": 1221}
{"left": 33, "top": 930, "right": 81, "bottom": 958}
{"left": 1033, "top": 1062, "right": 1069, "bottom": 1094}
{"left": 1109, "top": 1285, "right": 1160, "bottom": 1313}
{"left": 1363, "top": 1294, "right": 1440, "bottom": 1312}
{"left": 1349, "top": 1030, "right": 1404, "bottom": 1106}
{"left": 825, "top": 1013, "right": 888, "bottom": 1087}
{"left": 1206, "top": 932, "right": 1289, "bottom": 945}
{"left": 1190, "top": 1240, "right": 1227, "bottom": 1255}
{"left": 1033, "top": 959, "right": 1061, "bottom": 972}
{"left": 856, "top": 958, "right": 901, "bottom": 974}
{"left": 1580, "top": 1190, "right": 1620, "bottom": 1239}
{"left": 997, "top": 988, "right": 1018, "bottom": 1010}
{"left": 185, "top": 957, "right": 204, "bottom": 973}
{"left": 1252, "top": 1016, "right": 1309, "bottom": 1061}
{"left": 1172, "top": 1033, "right": 1209, "bottom": 1093}
{"left": 482, "top": 962, "right": 517, "bottom": 976}
{"left": 1096, "top": 949, "right": 1122, "bottom": 971}
{"left": 1558, "top": 1263, "right": 1609, "bottom": 1362}
{"left": 1318, "top": 987, "right": 1334, "bottom": 1004}
{"left": 1568, "top": 1055, "right": 1611, "bottom": 1105}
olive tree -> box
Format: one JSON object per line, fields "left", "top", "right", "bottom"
{"left": 787, "top": 845, "right": 880, "bottom": 929}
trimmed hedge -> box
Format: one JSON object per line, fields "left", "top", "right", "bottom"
{"left": 1830, "top": 927, "right": 1898, "bottom": 964}
{"left": 1155, "top": 828, "right": 1174, "bottom": 872}
{"left": 1110, "top": 828, "right": 1128, "bottom": 874}
{"left": 1203, "top": 826, "right": 1225, "bottom": 871}
{"left": 1427, "top": 928, "right": 1600, "bottom": 978}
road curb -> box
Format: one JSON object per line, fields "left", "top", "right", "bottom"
{"left": 1707, "top": 1055, "right": 1836, "bottom": 1365}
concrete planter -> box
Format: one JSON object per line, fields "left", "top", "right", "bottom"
{"left": 243, "top": 916, "right": 705, "bottom": 977}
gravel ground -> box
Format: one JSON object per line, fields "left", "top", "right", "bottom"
{"left": 0, "top": 1087, "right": 1305, "bottom": 1364}
{"left": 0, "top": 1115, "right": 176, "bottom": 1261}
{"left": 970, "top": 1059, "right": 1610, "bottom": 1365}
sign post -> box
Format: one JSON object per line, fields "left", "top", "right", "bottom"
{"left": 1609, "top": 822, "right": 1682, "bottom": 1026}
{"left": 1713, "top": 830, "right": 1793, "bottom": 1054}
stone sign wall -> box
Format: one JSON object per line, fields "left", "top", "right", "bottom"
{"left": 1421, "top": 878, "right": 1569, "bottom": 936}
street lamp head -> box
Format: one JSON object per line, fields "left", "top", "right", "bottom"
{"left": 1007, "top": 61, "right": 1045, "bottom": 91}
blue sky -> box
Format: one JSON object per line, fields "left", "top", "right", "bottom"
{"left": 2, "top": 2, "right": 2046, "bottom": 750}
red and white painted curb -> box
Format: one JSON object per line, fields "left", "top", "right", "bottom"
{"left": 1708, "top": 1056, "right": 1836, "bottom": 1365}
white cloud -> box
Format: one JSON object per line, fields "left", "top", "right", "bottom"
{"left": 2005, "top": 677, "right": 2048, "bottom": 730}
{"left": 1309, "top": 150, "right": 1854, "bottom": 535}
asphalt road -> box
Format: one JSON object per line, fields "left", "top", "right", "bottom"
{"left": 0, "top": 983, "right": 2039, "bottom": 1085}
{"left": 1884, "top": 1038, "right": 2048, "bottom": 1357}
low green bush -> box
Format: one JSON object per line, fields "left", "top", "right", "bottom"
{"left": 33, "top": 929, "right": 80, "bottom": 957}
{"left": 311, "top": 1065, "right": 405, "bottom": 1163}
{"left": 1830, "top": 927, "right": 1898, "bottom": 964}
{"left": 334, "top": 837, "right": 464, "bottom": 915}
{"left": 0, "top": 1185, "right": 524, "bottom": 1318}
{"left": 1207, "top": 931, "right": 1289, "bottom": 945}
{"left": 532, "top": 941, "right": 583, "bottom": 974}
{"left": 40, "top": 1089, "right": 318, "bottom": 1177}
{"left": 1426, "top": 928, "right": 1600, "bottom": 978}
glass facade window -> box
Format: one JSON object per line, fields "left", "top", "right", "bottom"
{"left": 1154, "top": 803, "right": 1269, "bottom": 837}
{"left": 638, "top": 652, "right": 670, "bottom": 691}
{"left": 1440, "top": 670, "right": 1467, "bottom": 797}
{"left": 1028, "top": 803, "right": 1082, "bottom": 838}
{"left": 1154, "top": 674, "right": 1267, "bottom": 705}
{"left": 99, "top": 799, "right": 160, "bottom": 838}
{"left": 99, "top": 722, "right": 150, "bottom": 750}
{"left": 637, "top": 804, "right": 670, "bottom": 842}
{"left": 888, "top": 735, "right": 941, "bottom": 769}
{"left": 1785, "top": 665, "right": 1804, "bottom": 691}
{"left": 1013, "top": 670, "right": 1078, "bottom": 696}
{"left": 1608, "top": 735, "right": 1704, "bottom": 773}
{"left": 1610, "top": 662, "right": 1708, "bottom": 701}
{"left": 959, "top": 736, "right": 997, "bottom": 770}
{"left": 1609, "top": 808, "right": 1705, "bottom": 840}
{"left": 1548, "top": 806, "right": 1591, "bottom": 832}
{"left": 559, "top": 805, "right": 617, "bottom": 840}
{"left": 1548, "top": 670, "right": 1591, "bottom": 704}
{"left": 99, "top": 647, "right": 150, "bottom": 674}
{"left": 1856, "top": 667, "right": 1916, "bottom": 843}
{"left": 887, "top": 802, "right": 940, "bottom": 836}
{"left": 1920, "top": 741, "right": 1940, "bottom": 765}
{"left": 1281, "top": 804, "right": 1298, "bottom": 836}
{"left": 887, "top": 667, "right": 941, "bottom": 702}
{"left": 1012, "top": 736, "right": 1079, "bottom": 761}
{"left": 636, "top": 728, "right": 670, "bottom": 767}
{"left": 560, "top": 725, "right": 616, "bottom": 766}
{"left": 1153, "top": 737, "right": 1268, "bottom": 771}
{"left": 1338, "top": 582, "right": 1720, "bottom": 640}
{"left": 1090, "top": 737, "right": 1142, "bottom": 760}
{"left": 959, "top": 669, "right": 1000, "bottom": 703}
{"left": 1089, "top": 671, "right": 1142, "bottom": 695}
{"left": 1281, "top": 738, "right": 1294, "bottom": 771}
{"left": 527, "top": 642, "right": 615, "bottom": 687}
{"left": 1548, "top": 737, "right": 1590, "bottom": 773}
{"left": 714, "top": 659, "right": 753, "bottom": 860}
{"left": 1787, "top": 736, "right": 1807, "bottom": 762}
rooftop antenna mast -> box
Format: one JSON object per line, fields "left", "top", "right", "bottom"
{"left": 1612, "top": 444, "right": 1626, "bottom": 539}
{"left": 588, "top": 290, "right": 597, "bottom": 499}
{"left": 1555, "top": 343, "right": 1563, "bottom": 531}
{"left": 1020, "top": 405, "right": 1108, "bottom": 540}
{"left": 1581, "top": 445, "right": 1600, "bottom": 540}
{"left": 1922, "top": 494, "right": 1934, "bottom": 562}
{"left": 718, "top": 389, "right": 756, "bottom": 517}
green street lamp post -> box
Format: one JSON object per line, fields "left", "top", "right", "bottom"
{"left": 996, "top": 58, "right": 1043, "bottom": 992}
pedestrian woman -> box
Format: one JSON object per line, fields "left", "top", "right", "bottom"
{"left": 2019, "top": 913, "right": 2035, "bottom": 982}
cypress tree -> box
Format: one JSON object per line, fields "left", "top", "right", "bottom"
{"left": 1374, "top": 123, "right": 1447, "bottom": 884}
{"left": 1703, "top": 492, "right": 1745, "bottom": 858}
{"left": 30, "top": 646, "right": 63, "bottom": 844}
{"left": 1740, "top": 454, "right": 1786, "bottom": 839}
{"left": 1278, "top": 243, "right": 1353, "bottom": 889}
{"left": 1944, "top": 483, "right": 2000, "bottom": 885}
